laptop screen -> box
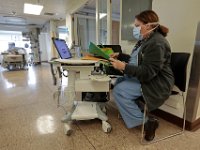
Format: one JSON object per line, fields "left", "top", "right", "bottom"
{"left": 52, "top": 38, "right": 72, "bottom": 59}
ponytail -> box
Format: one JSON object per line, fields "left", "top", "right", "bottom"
{"left": 157, "top": 25, "right": 169, "bottom": 37}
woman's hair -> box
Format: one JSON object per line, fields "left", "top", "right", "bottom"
{"left": 135, "top": 10, "right": 169, "bottom": 37}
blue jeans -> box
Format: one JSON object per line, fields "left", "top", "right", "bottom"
{"left": 113, "top": 76, "right": 144, "bottom": 128}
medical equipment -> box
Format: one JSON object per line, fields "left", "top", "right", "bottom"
{"left": 1, "top": 47, "right": 28, "bottom": 70}
{"left": 50, "top": 58, "right": 112, "bottom": 135}
{"left": 52, "top": 38, "right": 72, "bottom": 59}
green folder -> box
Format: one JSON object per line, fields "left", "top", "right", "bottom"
{"left": 89, "top": 42, "right": 113, "bottom": 60}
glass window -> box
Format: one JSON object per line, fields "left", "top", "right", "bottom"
{"left": 98, "top": 0, "right": 107, "bottom": 44}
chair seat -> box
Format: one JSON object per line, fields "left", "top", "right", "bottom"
{"left": 136, "top": 90, "right": 180, "bottom": 112}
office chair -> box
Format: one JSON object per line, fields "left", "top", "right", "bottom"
{"left": 139, "top": 52, "right": 190, "bottom": 144}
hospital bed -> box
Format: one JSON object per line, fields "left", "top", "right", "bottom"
{"left": 1, "top": 48, "right": 28, "bottom": 70}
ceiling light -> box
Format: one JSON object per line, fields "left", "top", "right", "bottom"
{"left": 24, "top": 3, "right": 43, "bottom": 15}
{"left": 99, "top": 13, "right": 107, "bottom": 19}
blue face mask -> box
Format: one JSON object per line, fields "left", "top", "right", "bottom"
{"left": 133, "top": 26, "right": 143, "bottom": 40}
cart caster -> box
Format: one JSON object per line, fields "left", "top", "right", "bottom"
{"left": 102, "top": 121, "right": 112, "bottom": 133}
{"left": 64, "top": 123, "right": 73, "bottom": 136}
{"left": 101, "top": 106, "right": 107, "bottom": 113}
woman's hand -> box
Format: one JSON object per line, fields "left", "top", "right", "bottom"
{"left": 109, "top": 58, "right": 126, "bottom": 71}
{"left": 109, "top": 52, "right": 119, "bottom": 59}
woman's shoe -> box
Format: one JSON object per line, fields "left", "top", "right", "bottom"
{"left": 144, "top": 118, "right": 159, "bottom": 141}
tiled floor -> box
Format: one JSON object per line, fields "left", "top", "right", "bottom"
{"left": 1, "top": 64, "right": 200, "bottom": 150}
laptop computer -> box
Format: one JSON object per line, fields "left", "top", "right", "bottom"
{"left": 52, "top": 38, "right": 97, "bottom": 64}
{"left": 52, "top": 38, "right": 72, "bottom": 59}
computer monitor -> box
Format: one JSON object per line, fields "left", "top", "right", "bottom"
{"left": 52, "top": 38, "right": 72, "bottom": 59}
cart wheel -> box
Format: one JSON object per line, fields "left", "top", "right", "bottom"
{"left": 102, "top": 121, "right": 112, "bottom": 133}
{"left": 101, "top": 106, "right": 107, "bottom": 114}
{"left": 64, "top": 123, "right": 73, "bottom": 136}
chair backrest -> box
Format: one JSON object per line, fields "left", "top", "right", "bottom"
{"left": 171, "top": 52, "right": 190, "bottom": 92}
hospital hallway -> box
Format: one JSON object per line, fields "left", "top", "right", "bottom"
{"left": 0, "top": 64, "right": 200, "bottom": 150}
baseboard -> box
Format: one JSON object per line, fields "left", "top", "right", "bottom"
{"left": 152, "top": 109, "right": 200, "bottom": 131}
{"left": 41, "top": 61, "right": 48, "bottom": 63}
{"left": 186, "top": 117, "right": 200, "bottom": 131}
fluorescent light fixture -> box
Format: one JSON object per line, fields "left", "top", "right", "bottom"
{"left": 99, "top": 13, "right": 107, "bottom": 19}
{"left": 24, "top": 3, "right": 43, "bottom": 15}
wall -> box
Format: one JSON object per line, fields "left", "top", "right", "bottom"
{"left": 153, "top": 0, "right": 199, "bottom": 53}
{"left": 152, "top": 0, "right": 200, "bottom": 121}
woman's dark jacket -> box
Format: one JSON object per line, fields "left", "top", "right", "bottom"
{"left": 118, "top": 32, "right": 174, "bottom": 111}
